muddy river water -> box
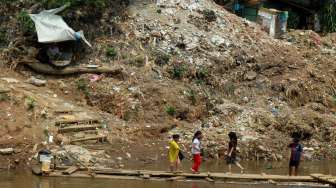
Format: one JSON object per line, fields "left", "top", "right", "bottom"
{"left": 1, "top": 161, "right": 335, "bottom": 188}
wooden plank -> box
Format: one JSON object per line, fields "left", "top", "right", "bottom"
{"left": 210, "top": 173, "right": 315, "bottom": 182}
{"left": 58, "top": 124, "right": 102, "bottom": 133}
{"left": 70, "top": 135, "right": 107, "bottom": 143}
{"left": 311, "top": 174, "right": 336, "bottom": 185}
{"left": 62, "top": 166, "right": 79, "bottom": 175}
{"left": 55, "top": 119, "right": 100, "bottom": 126}
{"left": 166, "top": 176, "right": 186, "bottom": 181}
{"left": 205, "top": 177, "right": 215, "bottom": 182}
{"left": 48, "top": 167, "right": 319, "bottom": 183}
{"left": 141, "top": 173, "right": 151, "bottom": 179}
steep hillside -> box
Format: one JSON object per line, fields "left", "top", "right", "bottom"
{"left": 0, "top": 0, "right": 335, "bottom": 168}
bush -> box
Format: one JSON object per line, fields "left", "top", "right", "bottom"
{"left": 165, "top": 106, "right": 176, "bottom": 116}
{"left": 25, "top": 96, "right": 36, "bottom": 110}
{"left": 171, "top": 64, "right": 186, "bottom": 79}
{"left": 42, "top": 0, "right": 108, "bottom": 9}
{"left": 223, "top": 81, "right": 235, "bottom": 96}
{"left": 129, "top": 55, "right": 145, "bottom": 67}
{"left": 187, "top": 89, "right": 197, "bottom": 105}
{"left": 0, "top": 93, "right": 10, "bottom": 101}
{"left": 0, "top": 30, "right": 7, "bottom": 46}
{"left": 18, "top": 10, "right": 35, "bottom": 34}
{"left": 76, "top": 78, "right": 90, "bottom": 96}
{"left": 196, "top": 67, "right": 208, "bottom": 80}
{"left": 203, "top": 9, "right": 217, "bottom": 22}
{"left": 320, "top": 1, "right": 336, "bottom": 32}
{"left": 155, "top": 53, "right": 170, "bottom": 66}
{"left": 106, "top": 47, "right": 118, "bottom": 59}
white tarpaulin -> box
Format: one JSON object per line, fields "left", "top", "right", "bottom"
{"left": 29, "top": 5, "right": 92, "bottom": 47}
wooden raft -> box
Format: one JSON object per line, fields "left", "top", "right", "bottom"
{"left": 41, "top": 167, "right": 320, "bottom": 184}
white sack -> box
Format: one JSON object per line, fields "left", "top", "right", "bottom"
{"left": 29, "top": 5, "right": 92, "bottom": 47}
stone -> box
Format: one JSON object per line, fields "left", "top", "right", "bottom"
{"left": 0, "top": 148, "right": 14, "bottom": 155}
{"left": 244, "top": 71, "right": 257, "bottom": 81}
{"left": 26, "top": 77, "right": 47, "bottom": 87}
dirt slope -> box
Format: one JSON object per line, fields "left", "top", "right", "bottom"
{"left": 0, "top": 0, "right": 335, "bottom": 168}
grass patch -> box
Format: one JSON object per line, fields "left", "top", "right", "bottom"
{"left": 203, "top": 9, "right": 217, "bottom": 22}
{"left": 223, "top": 81, "right": 235, "bottom": 96}
{"left": 42, "top": 0, "right": 108, "bottom": 9}
{"left": 155, "top": 52, "right": 170, "bottom": 66}
{"left": 165, "top": 106, "right": 176, "bottom": 116}
{"left": 170, "top": 64, "right": 186, "bottom": 79}
{"left": 187, "top": 89, "right": 197, "bottom": 105}
{"left": 76, "top": 78, "right": 90, "bottom": 96}
{"left": 105, "top": 46, "right": 118, "bottom": 59}
{"left": 18, "top": 10, "right": 35, "bottom": 34}
{"left": 25, "top": 96, "right": 36, "bottom": 110}
{"left": 0, "top": 93, "right": 10, "bottom": 101}
{"left": 0, "top": 29, "right": 7, "bottom": 46}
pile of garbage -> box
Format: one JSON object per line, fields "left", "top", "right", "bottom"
{"left": 0, "top": 0, "right": 335, "bottom": 165}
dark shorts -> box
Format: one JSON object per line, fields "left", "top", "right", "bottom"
{"left": 226, "top": 156, "right": 237, "bottom": 164}
{"left": 289, "top": 160, "right": 300, "bottom": 167}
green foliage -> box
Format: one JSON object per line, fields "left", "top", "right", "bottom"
{"left": 203, "top": 9, "right": 217, "bottom": 22}
{"left": 171, "top": 64, "right": 186, "bottom": 79}
{"left": 105, "top": 47, "right": 118, "bottom": 59}
{"left": 223, "top": 81, "right": 236, "bottom": 96}
{"left": 320, "top": 1, "right": 336, "bottom": 32}
{"left": 0, "top": 93, "right": 10, "bottom": 101}
{"left": 0, "top": 29, "right": 6, "bottom": 46}
{"left": 155, "top": 53, "right": 170, "bottom": 66}
{"left": 42, "top": 0, "right": 108, "bottom": 9}
{"left": 129, "top": 55, "right": 145, "bottom": 67}
{"left": 196, "top": 67, "right": 209, "bottom": 80}
{"left": 76, "top": 78, "right": 90, "bottom": 96}
{"left": 187, "top": 89, "right": 197, "bottom": 105}
{"left": 25, "top": 96, "right": 36, "bottom": 110}
{"left": 165, "top": 106, "right": 176, "bottom": 116}
{"left": 18, "top": 10, "right": 35, "bottom": 34}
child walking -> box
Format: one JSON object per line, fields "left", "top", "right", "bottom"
{"left": 288, "top": 136, "right": 303, "bottom": 176}
{"left": 168, "top": 134, "right": 181, "bottom": 172}
{"left": 227, "top": 132, "right": 244, "bottom": 173}
{"left": 191, "top": 131, "right": 202, "bottom": 173}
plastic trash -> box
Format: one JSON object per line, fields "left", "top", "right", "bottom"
{"left": 29, "top": 5, "right": 92, "bottom": 47}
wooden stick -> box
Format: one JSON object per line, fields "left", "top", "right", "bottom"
{"left": 70, "top": 135, "right": 107, "bottom": 143}
{"left": 26, "top": 61, "right": 124, "bottom": 76}
{"left": 62, "top": 166, "right": 79, "bottom": 175}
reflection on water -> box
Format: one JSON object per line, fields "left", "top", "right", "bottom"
{"left": 0, "top": 161, "right": 335, "bottom": 188}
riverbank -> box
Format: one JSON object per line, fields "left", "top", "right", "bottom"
{"left": 0, "top": 0, "right": 335, "bottom": 170}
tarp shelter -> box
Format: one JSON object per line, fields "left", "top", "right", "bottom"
{"left": 29, "top": 5, "right": 92, "bottom": 47}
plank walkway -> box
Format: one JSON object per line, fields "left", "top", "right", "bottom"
{"left": 311, "top": 174, "right": 336, "bottom": 186}
{"left": 40, "top": 167, "right": 321, "bottom": 183}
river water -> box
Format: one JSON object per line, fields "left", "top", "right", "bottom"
{"left": 1, "top": 161, "right": 335, "bottom": 188}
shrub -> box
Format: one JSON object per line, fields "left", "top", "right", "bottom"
{"left": 105, "top": 46, "right": 118, "bottom": 59}
{"left": 18, "top": 10, "right": 35, "bottom": 34}
{"left": 196, "top": 67, "right": 209, "bottom": 80}
{"left": 0, "top": 93, "right": 10, "bottom": 101}
{"left": 42, "top": 0, "right": 108, "bottom": 9}
{"left": 25, "top": 96, "right": 36, "bottom": 110}
{"left": 223, "top": 81, "right": 235, "bottom": 96}
{"left": 171, "top": 64, "right": 186, "bottom": 79}
{"left": 155, "top": 53, "right": 170, "bottom": 66}
{"left": 76, "top": 78, "right": 90, "bottom": 96}
{"left": 320, "top": 1, "right": 336, "bottom": 32}
{"left": 203, "top": 9, "right": 217, "bottom": 22}
{"left": 165, "top": 106, "right": 176, "bottom": 116}
{"left": 129, "top": 55, "right": 145, "bottom": 67}
{"left": 0, "top": 30, "right": 7, "bottom": 46}
{"left": 187, "top": 89, "right": 197, "bottom": 105}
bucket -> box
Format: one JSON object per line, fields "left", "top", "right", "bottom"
{"left": 41, "top": 161, "right": 51, "bottom": 173}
